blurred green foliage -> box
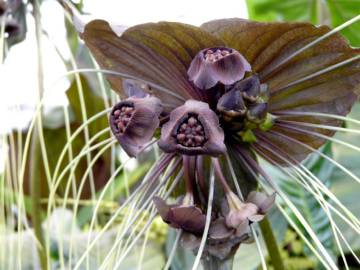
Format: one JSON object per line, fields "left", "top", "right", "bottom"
{"left": 246, "top": 0, "right": 360, "bottom": 46}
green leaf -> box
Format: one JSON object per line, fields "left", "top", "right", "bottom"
{"left": 327, "top": 0, "right": 360, "bottom": 46}
{"left": 246, "top": 0, "right": 360, "bottom": 46}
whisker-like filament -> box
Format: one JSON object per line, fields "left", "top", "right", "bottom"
{"left": 73, "top": 155, "right": 178, "bottom": 269}
{"left": 253, "top": 141, "right": 353, "bottom": 267}
{"left": 262, "top": 14, "right": 360, "bottom": 78}
{"left": 255, "top": 133, "right": 360, "bottom": 231}
{"left": 274, "top": 111, "right": 360, "bottom": 126}
{"left": 57, "top": 68, "right": 186, "bottom": 102}
{"left": 251, "top": 225, "right": 268, "bottom": 270}
{"left": 238, "top": 149, "right": 338, "bottom": 269}
{"left": 164, "top": 230, "right": 182, "bottom": 270}
{"left": 191, "top": 166, "right": 215, "bottom": 270}
{"left": 276, "top": 119, "right": 360, "bottom": 134}
{"left": 225, "top": 153, "right": 268, "bottom": 268}
{"left": 272, "top": 54, "right": 360, "bottom": 93}
{"left": 107, "top": 157, "right": 179, "bottom": 266}
{"left": 234, "top": 148, "right": 334, "bottom": 269}
{"left": 268, "top": 129, "right": 360, "bottom": 185}
{"left": 109, "top": 170, "right": 183, "bottom": 269}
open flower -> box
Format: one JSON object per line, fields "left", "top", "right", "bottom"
{"left": 109, "top": 96, "right": 162, "bottom": 157}
{"left": 78, "top": 15, "right": 360, "bottom": 269}
{"left": 158, "top": 100, "right": 226, "bottom": 156}
{"left": 187, "top": 47, "right": 251, "bottom": 90}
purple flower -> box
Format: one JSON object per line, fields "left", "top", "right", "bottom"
{"left": 187, "top": 47, "right": 251, "bottom": 90}
{"left": 109, "top": 96, "right": 162, "bottom": 157}
{"left": 79, "top": 16, "right": 359, "bottom": 265}
{"left": 158, "top": 100, "right": 226, "bottom": 156}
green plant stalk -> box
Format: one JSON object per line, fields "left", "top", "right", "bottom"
{"left": 30, "top": 0, "right": 49, "bottom": 269}
{"left": 259, "top": 217, "right": 285, "bottom": 270}
{"left": 30, "top": 130, "right": 48, "bottom": 270}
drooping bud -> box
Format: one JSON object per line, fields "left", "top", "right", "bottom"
{"left": 109, "top": 96, "right": 162, "bottom": 157}
{"left": 4, "top": 19, "right": 20, "bottom": 37}
{"left": 232, "top": 74, "right": 261, "bottom": 102}
{"left": 0, "top": 1, "right": 6, "bottom": 16}
{"left": 217, "top": 87, "right": 247, "bottom": 119}
{"left": 224, "top": 191, "right": 275, "bottom": 229}
{"left": 122, "top": 79, "right": 148, "bottom": 98}
{"left": 153, "top": 196, "right": 206, "bottom": 235}
{"left": 187, "top": 47, "right": 251, "bottom": 90}
{"left": 158, "top": 100, "right": 226, "bottom": 156}
{"left": 247, "top": 103, "right": 268, "bottom": 123}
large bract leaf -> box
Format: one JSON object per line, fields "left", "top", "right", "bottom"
{"left": 202, "top": 18, "right": 360, "bottom": 164}
{"left": 81, "top": 20, "right": 224, "bottom": 109}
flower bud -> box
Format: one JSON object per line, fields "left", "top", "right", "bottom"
{"left": 233, "top": 74, "right": 261, "bottom": 102}
{"left": 122, "top": 79, "right": 148, "bottom": 98}
{"left": 109, "top": 96, "right": 162, "bottom": 157}
{"left": 217, "top": 87, "right": 247, "bottom": 119}
{"left": 187, "top": 47, "right": 251, "bottom": 90}
{"left": 225, "top": 191, "right": 275, "bottom": 229}
{"left": 153, "top": 196, "right": 206, "bottom": 235}
{"left": 158, "top": 100, "right": 226, "bottom": 156}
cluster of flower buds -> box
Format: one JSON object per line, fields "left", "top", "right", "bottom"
{"left": 178, "top": 191, "right": 275, "bottom": 260}
{"left": 217, "top": 74, "right": 272, "bottom": 139}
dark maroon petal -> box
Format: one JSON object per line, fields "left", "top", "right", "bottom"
{"left": 247, "top": 103, "right": 268, "bottom": 123}
{"left": 158, "top": 100, "right": 226, "bottom": 156}
{"left": 169, "top": 206, "right": 206, "bottom": 235}
{"left": 209, "top": 218, "right": 234, "bottom": 241}
{"left": 246, "top": 191, "right": 275, "bottom": 214}
{"left": 82, "top": 20, "right": 224, "bottom": 107}
{"left": 0, "top": 1, "right": 6, "bottom": 16}
{"left": 188, "top": 47, "right": 251, "bottom": 90}
{"left": 202, "top": 19, "right": 359, "bottom": 164}
{"left": 4, "top": 19, "right": 20, "bottom": 36}
{"left": 234, "top": 74, "right": 261, "bottom": 102}
{"left": 217, "top": 88, "right": 246, "bottom": 118}
{"left": 109, "top": 96, "right": 162, "bottom": 157}
{"left": 153, "top": 196, "right": 172, "bottom": 223}
{"left": 225, "top": 203, "right": 258, "bottom": 228}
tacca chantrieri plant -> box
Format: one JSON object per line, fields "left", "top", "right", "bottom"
{"left": 73, "top": 13, "right": 359, "bottom": 269}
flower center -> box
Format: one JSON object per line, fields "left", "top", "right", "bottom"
{"left": 112, "top": 105, "right": 135, "bottom": 134}
{"left": 204, "top": 48, "right": 231, "bottom": 62}
{"left": 176, "top": 115, "right": 206, "bottom": 147}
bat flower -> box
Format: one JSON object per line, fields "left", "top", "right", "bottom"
{"left": 109, "top": 96, "right": 163, "bottom": 157}
{"left": 77, "top": 14, "right": 360, "bottom": 269}
{"left": 158, "top": 99, "right": 226, "bottom": 156}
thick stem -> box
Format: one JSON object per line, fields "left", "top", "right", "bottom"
{"left": 201, "top": 254, "right": 234, "bottom": 270}
{"left": 30, "top": 0, "right": 48, "bottom": 268}
{"left": 30, "top": 131, "right": 48, "bottom": 270}
{"left": 259, "top": 217, "right": 285, "bottom": 270}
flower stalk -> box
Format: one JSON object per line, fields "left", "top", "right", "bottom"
{"left": 259, "top": 217, "right": 285, "bottom": 270}
{"left": 30, "top": 0, "right": 48, "bottom": 269}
